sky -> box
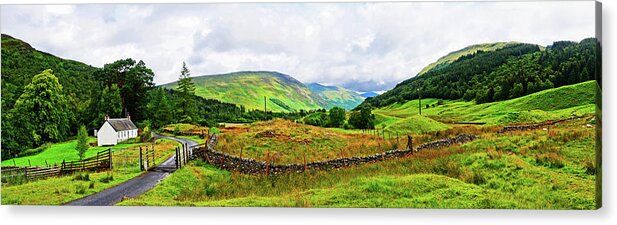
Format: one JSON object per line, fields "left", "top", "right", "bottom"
{"left": 0, "top": 1, "right": 596, "bottom": 93}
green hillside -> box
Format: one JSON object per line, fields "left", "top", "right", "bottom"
{"left": 307, "top": 83, "right": 364, "bottom": 110}
{"left": 418, "top": 41, "right": 519, "bottom": 75}
{"left": 374, "top": 80, "right": 597, "bottom": 126}
{"left": 161, "top": 71, "right": 325, "bottom": 112}
{"left": 1, "top": 34, "right": 99, "bottom": 113}
{"left": 359, "top": 38, "right": 597, "bottom": 109}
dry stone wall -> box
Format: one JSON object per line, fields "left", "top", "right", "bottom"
{"left": 193, "top": 134, "right": 477, "bottom": 175}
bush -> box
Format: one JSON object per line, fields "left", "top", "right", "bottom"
{"left": 583, "top": 156, "right": 596, "bottom": 175}
{"left": 73, "top": 173, "right": 90, "bottom": 181}
{"left": 75, "top": 184, "right": 86, "bottom": 194}
{"left": 88, "top": 181, "right": 95, "bottom": 189}
{"left": 140, "top": 126, "right": 153, "bottom": 142}
{"left": 535, "top": 152, "right": 565, "bottom": 168}
{"left": 100, "top": 172, "right": 114, "bottom": 183}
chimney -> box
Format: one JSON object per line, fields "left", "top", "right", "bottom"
{"left": 104, "top": 114, "right": 109, "bottom": 121}
{"left": 127, "top": 113, "right": 130, "bottom": 121}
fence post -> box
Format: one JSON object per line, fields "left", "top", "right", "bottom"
{"left": 24, "top": 167, "right": 28, "bottom": 180}
{"left": 151, "top": 146, "right": 155, "bottom": 166}
{"left": 265, "top": 151, "right": 269, "bottom": 177}
{"left": 175, "top": 147, "right": 179, "bottom": 169}
{"left": 62, "top": 160, "right": 66, "bottom": 172}
{"left": 139, "top": 147, "right": 143, "bottom": 171}
{"left": 108, "top": 148, "right": 113, "bottom": 170}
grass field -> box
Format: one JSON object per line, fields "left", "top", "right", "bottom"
{"left": 216, "top": 119, "right": 404, "bottom": 164}
{"left": 374, "top": 81, "right": 596, "bottom": 127}
{"left": 120, "top": 118, "right": 596, "bottom": 208}
{"left": 1, "top": 137, "right": 183, "bottom": 205}
{"left": 1, "top": 137, "right": 139, "bottom": 167}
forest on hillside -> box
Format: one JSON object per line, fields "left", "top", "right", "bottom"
{"left": 359, "top": 38, "right": 599, "bottom": 108}
{"left": 0, "top": 34, "right": 306, "bottom": 159}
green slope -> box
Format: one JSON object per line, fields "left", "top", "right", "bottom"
{"left": 161, "top": 71, "right": 325, "bottom": 112}
{"left": 306, "top": 83, "right": 365, "bottom": 110}
{"left": 418, "top": 41, "right": 519, "bottom": 75}
{"left": 1, "top": 34, "right": 99, "bottom": 112}
{"left": 375, "top": 80, "right": 597, "bottom": 126}
{"left": 360, "top": 38, "right": 596, "bottom": 110}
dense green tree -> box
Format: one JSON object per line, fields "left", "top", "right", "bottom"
{"left": 11, "top": 69, "right": 72, "bottom": 146}
{"left": 176, "top": 62, "right": 197, "bottom": 123}
{"left": 328, "top": 107, "right": 346, "bottom": 127}
{"left": 147, "top": 88, "right": 174, "bottom": 128}
{"left": 75, "top": 125, "right": 89, "bottom": 160}
{"left": 93, "top": 84, "right": 123, "bottom": 126}
{"left": 96, "top": 58, "right": 154, "bottom": 121}
{"left": 348, "top": 107, "right": 375, "bottom": 129}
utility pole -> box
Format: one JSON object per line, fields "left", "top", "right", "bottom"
{"left": 417, "top": 87, "right": 422, "bottom": 115}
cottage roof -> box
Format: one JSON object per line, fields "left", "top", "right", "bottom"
{"left": 106, "top": 118, "right": 138, "bottom": 131}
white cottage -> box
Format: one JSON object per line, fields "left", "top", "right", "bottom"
{"left": 97, "top": 115, "right": 139, "bottom": 146}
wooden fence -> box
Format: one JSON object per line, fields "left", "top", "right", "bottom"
{"left": 1, "top": 149, "right": 112, "bottom": 182}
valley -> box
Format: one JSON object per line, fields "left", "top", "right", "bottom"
{"left": 0, "top": 33, "right": 600, "bottom": 209}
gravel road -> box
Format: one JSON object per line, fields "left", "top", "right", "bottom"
{"left": 64, "top": 133, "right": 198, "bottom": 206}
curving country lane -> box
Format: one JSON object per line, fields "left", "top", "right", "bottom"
{"left": 64, "top": 133, "right": 198, "bottom": 206}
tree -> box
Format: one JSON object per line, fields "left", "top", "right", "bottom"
{"left": 328, "top": 107, "right": 346, "bottom": 127}
{"left": 176, "top": 61, "right": 197, "bottom": 123}
{"left": 96, "top": 58, "right": 154, "bottom": 121}
{"left": 10, "top": 69, "right": 72, "bottom": 146}
{"left": 348, "top": 107, "right": 375, "bottom": 129}
{"left": 147, "top": 88, "right": 174, "bottom": 128}
{"left": 76, "top": 125, "right": 89, "bottom": 160}
{"left": 94, "top": 84, "right": 123, "bottom": 126}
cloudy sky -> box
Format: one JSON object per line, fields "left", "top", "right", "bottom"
{"left": 1, "top": 1, "right": 596, "bottom": 92}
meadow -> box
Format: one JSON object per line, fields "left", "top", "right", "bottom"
{"left": 120, "top": 118, "right": 597, "bottom": 209}
{"left": 1, "top": 137, "right": 182, "bottom": 205}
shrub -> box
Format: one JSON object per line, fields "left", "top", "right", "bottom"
{"left": 88, "top": 181, "right": 95, "bottom": 189}
{"left": 75, "top": 184, "right": 86, "bottom": 194}
{"left": 100, "top": 172, "right": 114, "bottom": 183}
{"left": 535, "top": 152, "right": 565, "bottom": 168}
{"left": 583, "top": 156, "right": 596, "bottom": 175}
{"left": 73, "top": 173, "right": 90, "bottom": 181}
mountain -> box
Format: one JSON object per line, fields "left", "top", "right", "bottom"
{"left": 306, "top": 83, "right": 364, "bottom": 110}
{"left": 1, "top": 34, "right": 99, "bottom": 111}
{"left": 417, "top": 42, "right": 520, "bottom": 75}
{"left": 161, "top": 71, "right": 326, "bottom": 112}
{"left": 360, "top": 92, "right": 379, "bottom": 98}
{"left": 358, "top": 38, "right": 598, "bottom": 109}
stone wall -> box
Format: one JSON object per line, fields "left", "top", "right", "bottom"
{"left": 193, "top": 134, "right": 477, "bottom": 175}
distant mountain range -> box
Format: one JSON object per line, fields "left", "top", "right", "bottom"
{"left": 306, "top": 83, "right": 365, "bottom": 110}
{"left": 360, "top": 92, "right": 379, "bottom": 98}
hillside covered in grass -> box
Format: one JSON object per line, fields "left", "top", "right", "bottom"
{"left": 374, "top": 80, "right": 597, "bottom": 126}
{"left": 161, "top": 71, "right": 327, "bottom": 112}
{"left": 307, "top": 83, "right": 365, "bottom": 110}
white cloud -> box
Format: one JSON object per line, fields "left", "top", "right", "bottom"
{"left": 0, "top": 1, "right": 596, "bottom": 92}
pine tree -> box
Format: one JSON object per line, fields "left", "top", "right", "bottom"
{"left": 76, "top": 125, "right": 89, "bottom": 160}
{"left": 177, "top": 61, "right": 197, "bottom": 123}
